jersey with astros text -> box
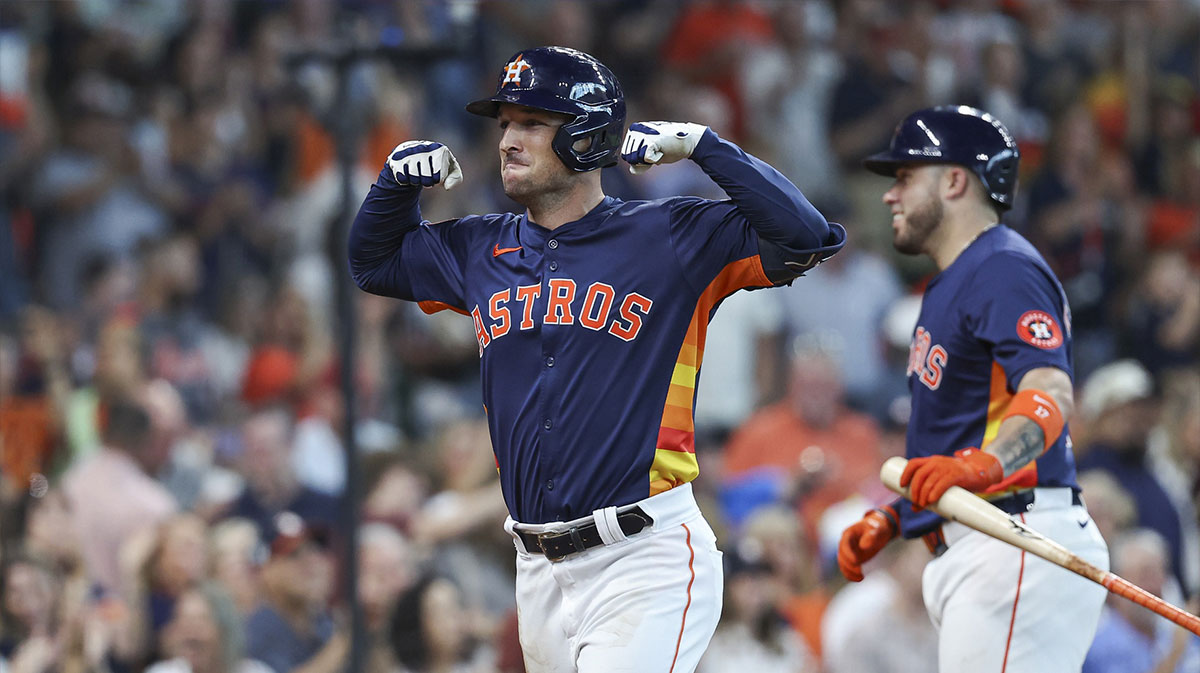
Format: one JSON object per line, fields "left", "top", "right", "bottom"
{"left": 900, "top": 225, "right": 1080, "bottom": 538}
{"left": 350, "top": 131, "right": 845, "bottom": 523}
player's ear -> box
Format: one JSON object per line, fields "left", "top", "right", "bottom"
{"left": 942, "top": 166, "right": 972, "bottom": 203}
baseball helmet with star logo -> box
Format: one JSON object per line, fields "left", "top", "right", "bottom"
{"left": 467, "top": 46, "right": 626, "bottom": 172}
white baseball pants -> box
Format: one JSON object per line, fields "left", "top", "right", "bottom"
{"left": 505, "top": 483, "right": 723, "bottom": 673}
{"left": 922, "top": 487, "right": 1110, "bottom": 673}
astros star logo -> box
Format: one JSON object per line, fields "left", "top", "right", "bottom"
{"left": 502, "top": 57, "right": 531, "bottom": 85}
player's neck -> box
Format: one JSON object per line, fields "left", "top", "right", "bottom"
{"left": 930, "top": 215, "right": 998, "bottom": 271}
{"left": 527, "top": 181, "right": 606, "bottom": 231}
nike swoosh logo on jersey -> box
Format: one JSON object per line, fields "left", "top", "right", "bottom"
{"left": 1077, "top": 518, "right": 1089, "bottom": 528}
{"left": 493, "top": 244, "right": 522, "bottom": 257}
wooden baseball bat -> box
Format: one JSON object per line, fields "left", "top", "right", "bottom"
{"left": 880, "top": 456, "right": 1200, "bottom": 636}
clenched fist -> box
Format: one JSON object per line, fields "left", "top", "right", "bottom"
{"left": 838, "top": 506, "right": 899, "bottom": 582}
{"left": 621, "top": 121, "right": 708, "bottom": 174}
{"left": 387, "top": 141, "right": 463, "bottom": 190}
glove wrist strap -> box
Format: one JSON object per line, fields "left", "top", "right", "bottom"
{"left": 868, "top": 504, "right": 900, "bottom": 539}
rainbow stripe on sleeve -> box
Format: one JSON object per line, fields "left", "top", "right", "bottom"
{"left": 650, "top": 256, "right": 770, "bottom": 495}
{"left": 980, "top": 361, "right": 1038, "bottom": 496}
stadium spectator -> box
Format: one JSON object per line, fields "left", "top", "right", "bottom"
{"left": 145, "top": 583, "right": 273, "bottom": 673}
{"left": 1082, "top": 529, "right": 1200, "bottom": 673}
{"left": 1077, "top": 360, "right": 1195, "bottom": 595}
{"left": 722, "top": 337, "right": 883, "bottom": 537}
{"left": 244, "top": 514, "right": 345, "bottom": 673}
{"left": 388, "top": 574, "right": 497, "bottom": 673}
{"left": 698, "top": 538, "right": 817, "bottom": 673}
{"left": 223, "top": 408, "right": 338, "bottom": 541}
{"left": 358, "top": 523, "right": 416, "bottom": 673}
{"left": 62, "top": 397, "right": 178, "bottom": 596}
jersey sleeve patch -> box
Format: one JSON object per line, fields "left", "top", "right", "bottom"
{"left": 1016, "top": 310, "right": 1063, "bottom": 349}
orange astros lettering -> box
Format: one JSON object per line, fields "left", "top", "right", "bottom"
{"left": 470, "top": 282, "right": 653, "bottom": 350}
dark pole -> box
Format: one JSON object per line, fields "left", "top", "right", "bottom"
{"left": 291, "top": 30, "right": 467, "bottom": 672}
{"left": 330, "top": 51, "right": 366, "bottom": 673}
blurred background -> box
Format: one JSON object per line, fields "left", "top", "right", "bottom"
{"left": 0, "top": 1, "right": 1197, "bottom": 672}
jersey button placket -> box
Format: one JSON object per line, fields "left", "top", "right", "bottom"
{"left": 549, "top": 260, "right": 558, "bottom": 271}
{"left": 547, "top": 239, "right": 559, "bottom": 249}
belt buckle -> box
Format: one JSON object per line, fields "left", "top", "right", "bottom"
{"left": 537, "top": 526, "right": 582, "bottom": 563}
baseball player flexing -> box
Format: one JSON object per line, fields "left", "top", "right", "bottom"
{"left": 837, "top": 106, "right": 1109, "bottom": 672}
{"left": 348, "top": 46, "right": 844, "bottom": 673}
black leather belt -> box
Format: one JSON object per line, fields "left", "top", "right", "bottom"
{"left": 922, "top": 488, "right": 1083, "bottom": 557}
{"left": 989, "top": 488, "right": 1082, "bottom": 515}
{"left": 517, "top": 508, "right": 654, "bottom": 562}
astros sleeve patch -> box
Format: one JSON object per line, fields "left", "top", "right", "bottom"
{"left": 1016, "top": 310, "right": 1063, "bottom": 350}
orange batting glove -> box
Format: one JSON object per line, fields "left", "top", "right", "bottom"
{"left": 900, "top": 448, "right": 1004, "bottom": 511}
{"left": 837, "top": 505, "right": 898, "bottom": 582}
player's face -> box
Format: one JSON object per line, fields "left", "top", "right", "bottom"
{"left": 883, "top": 165, "right": 944, "bottom": 255}
{"left": 497, "top": 104, "right": 574, "bottom": 203}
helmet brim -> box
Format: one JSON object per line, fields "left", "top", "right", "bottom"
{"left": 863, "top": 149, "right": 933, "bottom": 177}
{"left": 863, "top": 153, "right": 901, "bottom": 176}
{"left": 864, "top": 149, "right": 957, "bottom": 177}
{"left": 465, "top": 92, "right": 582, "bottom": 119}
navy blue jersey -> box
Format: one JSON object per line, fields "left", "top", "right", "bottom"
{"left": 350, "top": 131, "right": 845, "bottom": 523}
{"left": 900, "top": 225, "right": 1081, "bottom": 537}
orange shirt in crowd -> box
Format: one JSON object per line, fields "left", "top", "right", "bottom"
{"left": 723, "top": 402, "right": 882, "bottom": 537}
{"left": 0, "top": 396, "right": 56, "bottom": 489}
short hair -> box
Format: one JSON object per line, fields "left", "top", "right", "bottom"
{"left": 1110, "top": 528, "right": 1169, "bottom": 574}
{"left": 101, "top": 398, "right": 151, "bottom": 449}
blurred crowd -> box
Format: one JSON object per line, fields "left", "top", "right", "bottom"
{"left": 0, "top": 1, "right": 1198, "bottom": 672}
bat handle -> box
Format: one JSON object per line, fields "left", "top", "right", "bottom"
{"left": 1102, "top": 574, "right": 1200, "bottom": 637}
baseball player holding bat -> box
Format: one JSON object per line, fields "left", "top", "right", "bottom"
{"left": 349, "top": 46, "right": 845, "bottom": 673}
{"left": 837, "top": 106, "right": 1110, "bottom": 672}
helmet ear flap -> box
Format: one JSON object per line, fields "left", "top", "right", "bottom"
{"left": 553, "top": 110, "right": 626, "bottom": 171}
{"left": 984, "top": 148, "right": 1019, "bottom": 209}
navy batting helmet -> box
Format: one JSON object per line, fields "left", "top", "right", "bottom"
{"left": 864, "top": 105, "right": 1020, "bottom": 211}
{"left": 466, "top": 46, "right": 626, "bottom": 173}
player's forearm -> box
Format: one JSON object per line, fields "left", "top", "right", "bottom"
{"left": 985, "top": 367, "right": 1074, "bottom": 476}
{"left": 983, "top": 417, "right": 1045, "bottom": 477}
{"left": 348, "top": 169, "right": 423, "bottom": 294}
{"left": 689, "top": 129, "right": 831, "bottom": 249}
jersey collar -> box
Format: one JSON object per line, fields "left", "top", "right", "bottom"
{"left": 519, "top": 195, "right": 622, "bottom": 245}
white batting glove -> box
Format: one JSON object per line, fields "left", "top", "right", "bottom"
{"left": 386, "top": 140, "right": 463, "bottom": 190}
{"left": 621, "top": 121, "right": 708, "bottom": 174}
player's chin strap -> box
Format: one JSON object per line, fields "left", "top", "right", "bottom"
{"left": 593, "top": 506, "right": 628, "bottom": 545}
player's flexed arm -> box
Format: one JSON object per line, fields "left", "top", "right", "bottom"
{"left": 621, "top": 122, "right": 845, "bottom": 282}
{"left": 348, "top": 141, "right": 462, "bottom": 297}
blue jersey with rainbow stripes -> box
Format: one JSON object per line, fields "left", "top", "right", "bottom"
{"left": 350, "top": 131, "right": 844, "bottom": 523}
{"left": 900, "top": 225, "right": 1081, "bottom": 537}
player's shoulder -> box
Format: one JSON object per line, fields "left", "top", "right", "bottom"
{"left": 612, "top": 194, "right": 711, "bottom": 213}
{"left": 639, "top": 194, "right": 738, "bottom": 220}
{"left": 604, "top": 195, "right": 728, "bottom": 227}
{"left": 993, "top": 225, "right": 1045, "bottom": 255}
{"left": 968, "top": 226, "right": 1055, "bottom": 277}
{"left": 423, "top": 211, "right": 520, "bottom": 234}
